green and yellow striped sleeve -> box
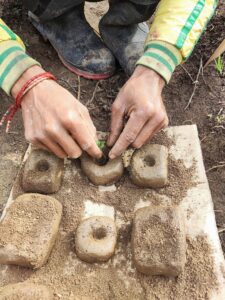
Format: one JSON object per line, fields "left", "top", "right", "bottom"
{"left": 137, "top": 0, "right": 218, "bottom": 83}
{"left": 137, "top": 41, "right": 182, "bottom": 83}
{"left": 0, "top": 19, "right": 40, "bottom": 95}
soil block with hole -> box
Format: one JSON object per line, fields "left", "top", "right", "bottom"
{"left": 0, "top": 194, "right": 62, "bottom": 269}
{"left": 0, "top": 282, "right": 53, "bottom": 300}
{"left": 132, "top": 206, "right": 186, "bottom": 277}
{"left": 80, "top": 152, "right": 124, "bottom": 186}
{"left": 22, "top": 149, "right": 64, "bottom": 194}
{"left": 129, "top": 144, "right": 168, "bottom": 188}
{"left": 75, "top": 216, "right": 117, "bottom": 263}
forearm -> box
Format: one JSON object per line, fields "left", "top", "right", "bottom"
{"left": 137, "top": 0, "right": 218, "bottom": 83}
{"left": 0, "top": 19, "right": 40, "bottom": 95}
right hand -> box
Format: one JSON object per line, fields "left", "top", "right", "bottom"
{"left": 12, "top": 66, "right": 102, "bottom": 159}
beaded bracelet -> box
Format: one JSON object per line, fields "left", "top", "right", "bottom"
{"left": 0, "top": 72, "right": 56, "bottom": 133}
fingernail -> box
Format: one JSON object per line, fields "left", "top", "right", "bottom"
{"left": 71, "top": 152, "right": 82, "bottom": 159}
{"left": 109, "top": 152, "right": 115, "bottom": 160}
{"left": 97, "top": 152, "right": 103, "bottom": 159}
{"left": 71, "top": 155, "right": 81, "bottom": 159}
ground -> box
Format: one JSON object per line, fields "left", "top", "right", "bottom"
{"left": 0, "top": 0, "right": 225, "bottom": 258}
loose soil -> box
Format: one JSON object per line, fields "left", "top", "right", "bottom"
{"left": 132, "top": 206, "right": 186, "bottom": 277}
{"left": 0, "top": 0, "right": 224, "bottom": 298}
{"left": 137, "top": 236, "right": 218, "bottom": 300}
{"left": 0, "top": 282, "right": 53, "bottom": 300}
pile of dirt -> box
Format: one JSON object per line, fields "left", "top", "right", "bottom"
{"left": 150, "top": 130, "right": 175, "bottom": 149}
{"left": 138, "top": 236, "right": 218, "bottom": 300}
{"left": 29, "top": 237, "right": 218, "bottom": 300}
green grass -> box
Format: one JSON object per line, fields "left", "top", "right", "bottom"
{"left": 215, "top": 56, "right": 224, "bottom": 76}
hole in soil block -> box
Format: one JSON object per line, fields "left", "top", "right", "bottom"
{"left": 94, "top": 146, "right": 110, "bottom": 166}
{"left": 95, "top": 155, "right": 109, "bottom": 166}
{"left": 36, "top": 160, "right": 50, "bottom": 172}
{"left": 144, "top": 155, "right": 156, "bottom": 167}
{"left": 93, "top": 227, "right": 107, "bottom": 240}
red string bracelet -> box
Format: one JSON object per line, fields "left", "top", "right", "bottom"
{"left": 0, "top": 72, "right": 56, "bottom": 133}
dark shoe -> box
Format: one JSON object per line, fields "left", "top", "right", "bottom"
{"left": 29, "top": 5, "right": 116, "bottom": 80}
{"left": 99, "top": 3, "right": 149, "bottom": 76}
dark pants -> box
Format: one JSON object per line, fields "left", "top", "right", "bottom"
{"left": 23, "top": 0, "right": 159, "bottom": 24}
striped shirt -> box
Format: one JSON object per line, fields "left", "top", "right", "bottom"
{"left": 0, "top": 19, "right": 39, "bottom": 95}
{"left": 0, "top": 0, "right": 218, "bottom": 95}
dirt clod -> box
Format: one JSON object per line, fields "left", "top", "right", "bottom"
{"left": 132, "top": 206, "right": 186, "bottom": 276}
{"left": 130, "top": 144, "right": 168, "bottom": 188}
{"left": 75, "top": 216, "right": 117, "bottom": 263}
{"left": 80, "top": 153, "right": 124, "bottom": 186}
{"left": 22, "top": 149, "right": 64, "bottom": 194}
{"left": 0, "top": 193, "right": 62, "bottom": 269}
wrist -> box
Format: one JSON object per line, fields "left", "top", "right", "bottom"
{"left": 136, "top": 41, "right": 182, "bottom": 84}
{"left": 132, "top": 65, "right": 165, "bottom": 90}
{"left": 11, "top": 65, "right": 45, "bottom": 99}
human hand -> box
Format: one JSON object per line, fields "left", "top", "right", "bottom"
{"left": 11, "top": 66, "right": 102, "bottom": 159}
{"left": 107, "top": 65, "right": 168, "bottom": 159}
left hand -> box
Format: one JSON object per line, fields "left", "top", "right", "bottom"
{"left": 107, "top": 65, "right": 169, "bottom": 159}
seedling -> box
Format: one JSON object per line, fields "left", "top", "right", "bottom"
{"left": 96, "top": 140, "right": 109, "bottom": 165}
{"left": 97, "top": 140, "right": 106, "bottom": 151}
{"left": 215, "top": 56, "right": 224, "bottom": 76}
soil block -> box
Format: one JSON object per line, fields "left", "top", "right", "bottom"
{"left": 75, "top": 216, "right": 117, "bottom": 263}
{"left": 0, "top": 282, "right": 53, "bottom": 300}
{"left": 22, "top": 149, "right": 64, "bottom": 194}
{"left": 132, "top": 206, "right": 186, "bottom": 276}
{"left": 0, "top": 193, "right": 62, "bottom": 269}
{"left": 80, "top": 153, "right": 124, "bottom": 185}
{"left": 129, "top": 144, "right": 168, "bottom": 188}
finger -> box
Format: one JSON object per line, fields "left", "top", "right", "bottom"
{"left": 42, "top": 138, "right": 68, "bottom": 158}
{"left": 67, "top": 121, "right": 102, "bottom": 158}
{"left": 32, "top": 141, "right": 51, "bottom": 152}
{"left": 107, "top": 100, "right": 125, "bottom": 147}
{"left": 86, "top": 118, "right": 96, "bottom": 139}
{"left": 55, "top": 129, "right": 82, "bottom": 158}
{"left": 132, "top": 117, "right": 166, "bottom": 149}
{"left": 82, "top": 109, "right": 97, "bottom": 139}
{"left": 60, "top": 134, "right": 82, "bottom": 159}
{"left": 45, "top": 126, "right": 82, "bottom": 158}
{"left": 109, "top": 112, "right": 148, "bottom": 159}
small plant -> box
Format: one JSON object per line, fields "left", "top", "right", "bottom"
{"left": 215, "top": 114, "right": 225, "bottom": 124}
{"left": 96, "top": 140, "right": 106, "bottom": 151}
{"left": 96, "top": 140, "right": 109, "bottom": 165}
{"left": 215, "top": 56, "right": 224, "bottom": 76}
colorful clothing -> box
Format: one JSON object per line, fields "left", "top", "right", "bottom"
{"left": 0, "top": 0, "right": 218, "bottom": 95}
{"left": 0, "top": 19, "right": 39, "bottom": 95}
{"left": 137, "top": 0, "right": 218, "bottom": 83}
